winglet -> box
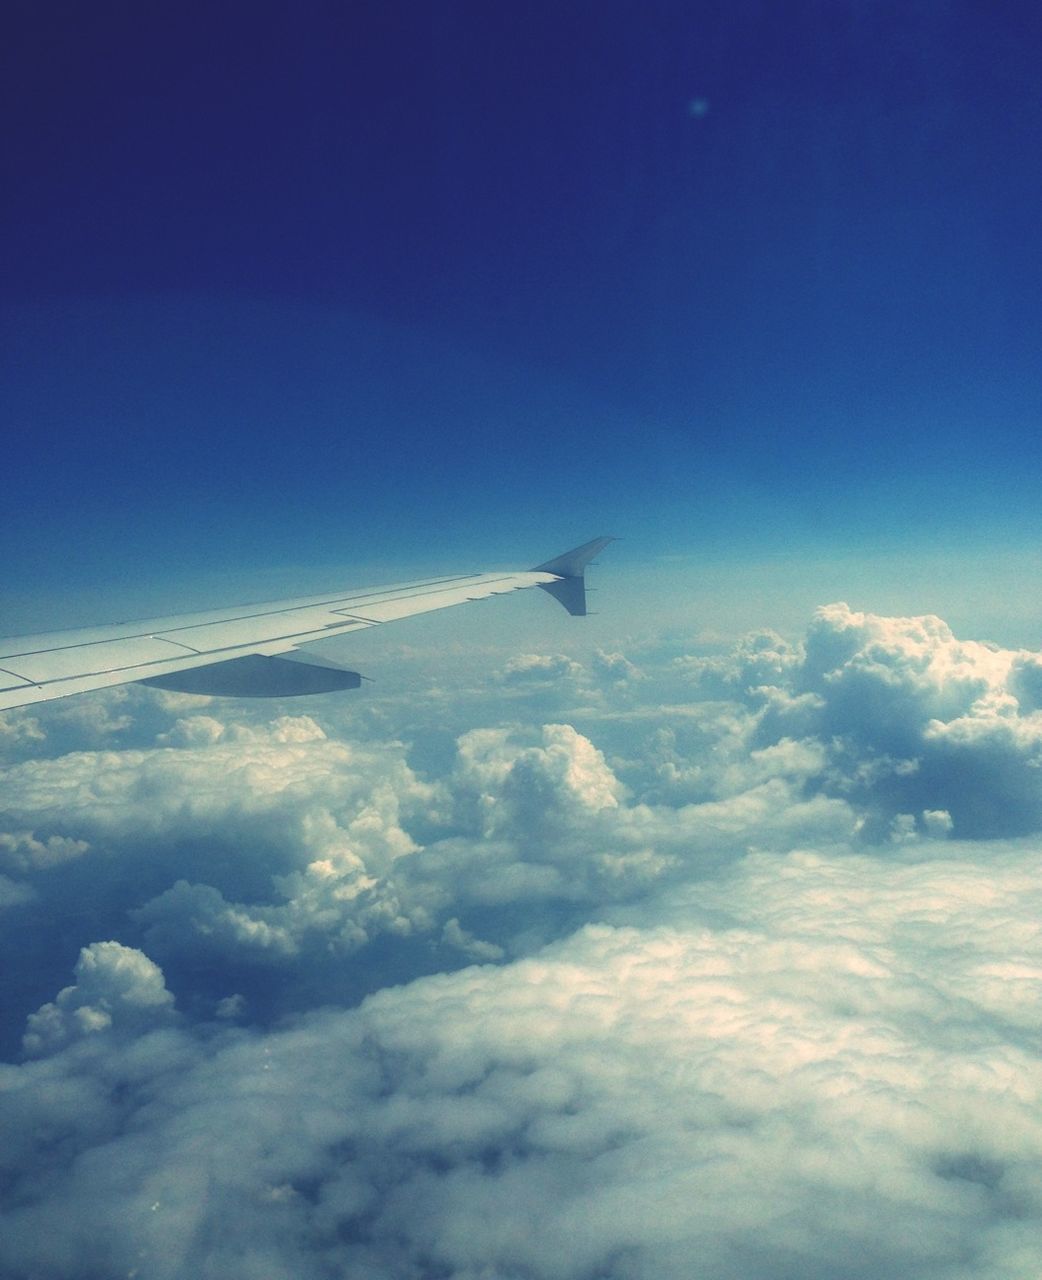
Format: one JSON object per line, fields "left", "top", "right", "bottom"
{"left": 531, "top": 536, "right": 614, "bottom": 616}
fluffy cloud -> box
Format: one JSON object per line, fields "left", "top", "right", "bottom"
{"left": 0, "top": 829, "right": 90, "bottom": 870}
{"left": 0, "top": 697, "right": 852, "bottom": 987}
{"left": 0, "top": 711, "right": 44, "bottom": 752}
{"left": 677, "top": 603, "right": 1042, "bottom": 840}
{"left": 0, "top": 713, "right": 432, "bottom": 889}
{"left": 3, "top": 601, "right": 1042, "bottom": 1278}
{"left": 9, "top": 602, "right": 1039, "bottom": 987}
{"left": 3, "top": 846, "right": 1042, "bottom": 1279}
{"left": 497, "top": 649, "right": 642, "bottom": 691}
{"left": 497, "top": 651, "right": 583, "bottom": 683}
{"left": 0, "top": 709, "right": 443, "bottom": 1046}
{"left": 23, "top": 941, "right": 175, "bottom": 1055}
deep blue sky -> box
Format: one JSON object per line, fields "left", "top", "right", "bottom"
{"left": 4, "top": 1, "right": 1041, "bottom": 612}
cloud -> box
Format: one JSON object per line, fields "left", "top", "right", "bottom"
{"left": 22, "top": 941, "right": 175, "bottom": 1055}
{"left": 0, "top": 707, "right": 446, "bottom": 1047}
{"left": 497, "top": 652, "right": 583, "bottom": 683}
{"left": 1, "top": 694, "right": 851, "bottom": 990}
{"left": 0, "top": 873, "right": 35, "bottom": 909}
{"left": 4, "top": 601, "right": 1042, "bottom": 1276}
{"left": 127, "top": 721, "right": 658, "bottom": 966}
{"left": 0, "top": 642, "right": 847, "bottom": 1035}
{"left": 0, "top": 829, "right": 90, "bottom": 871}
{"left": 0, "top": 711, "right": 44, "bottom": 753}
{"left": 441, "top": 916, "right": 505, "bottom": 962}
{"left": 496, "top": 649, "right": 643, "bottom": 692}
{"left": 3, "top": 845, "right": 1042, "bottom": 1279}
{"left": 0, "top": 712, "right": 432, "bottom": 875}
{"left": 9, "top": 602, "right": 1035, "bottom": 999}
{"left": 676, "top": 602, "right": 1042, "bottom": 840}
{"left": 591, "top": 648, "right": 644, "bottom": 685}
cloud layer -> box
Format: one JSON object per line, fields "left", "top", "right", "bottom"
{"left": 2, "top": 602, "right": 1042, "bottom": 1277}
{"left": 3, "top": 848, "right": 1042, "bottom": 1279}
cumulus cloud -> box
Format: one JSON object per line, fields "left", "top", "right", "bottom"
{"left": 9, "top": 604, "right": 1038, "bottom": 989}
{"left": 0, "top": 711, "right": 432, "bottom": 882}
{"left": 0, "top": 711, "right": 44, "bottom": 752}
{"left": 127, "top": 720, "right": 656, "bottom": 965}
{"left": 497, "top": 651, "right": 583, "bottom": 683}
{"left": 497, "top": 649, "right": 643, "bottom": 692}
{"left": 3, "top": 601, "right": 1042, "bottom": 1277}
{"left": 0, "top": 708, "right": 446, "bottom": 1049}
{"left": 441, "top": 916, "right": 505, "bottom": 961}
{"left": 0, "top": 829, "right": 90, "bottom": 870}
{"left": 22, "top": 941, "right": 175, "bottom": 1055}
{"left": 675, "top": 602, "right": 1042, "bottom": 840}
{"left": 3, "top": 847, "right": 1042, "bottom": 1279}
{"left": 0, "top": 696, "right": 852, "bottom": 989}
{"left": 591, "top": 647, "right": 644, "bottom": 684}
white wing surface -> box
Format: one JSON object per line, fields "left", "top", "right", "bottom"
{"left": 0, "top": 538, "right": 613, "bottom": 711}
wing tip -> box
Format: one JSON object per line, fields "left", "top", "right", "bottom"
{"left": 532, "top": 536, "right": 615, "bottom": 616}
{"left": 531, "top": 536, "right": 616, "bottom": 579}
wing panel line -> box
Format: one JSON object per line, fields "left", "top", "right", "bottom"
{"left": 0, "top": 573, "right": 501, "bottom": 659}
{"left": 3, "top": 622, "right": 378, "bottom": 691}
{"left": 0, "top": 538, "right": 611, "bottom": 712}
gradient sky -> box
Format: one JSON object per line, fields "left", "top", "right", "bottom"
{"left": 7, "top": 10, "right": 1042, "bottom": 1276}
{"left": 4, "top": 0, "right": 1041, "bottom": 633}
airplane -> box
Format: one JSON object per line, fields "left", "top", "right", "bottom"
{"left": 0, "top": 537, "right": 613, "bottom": 712}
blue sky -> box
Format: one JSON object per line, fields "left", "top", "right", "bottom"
{"left": 4, "top": 0, "right": 1041, "bottom": 631}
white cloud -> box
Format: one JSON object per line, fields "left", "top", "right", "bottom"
{"left": 4, "top": 845, "right": 1042, "bottom": 1278}
{"left": 22, "top": 941, "right": 175, "bottom": 1055}
{"left": 498, "top": 652, "right": 583, "bottom": 683}
{"left": 672, "top": 602, "right": 1042, "bottom": 840}
{"left": 6, "top": 604, "right": 1035, "bottom": 990}
{"left": 4, "top": 601, "right": 1042, "bottom": 1277}
{"left": 0, "top": 711, "right": 45, "bottom": 751}
{"left": 591, "top": 648, "right": 643, "bottom": 684}
{"left": 0, "top": 666, "right": 851, "bottom": 976}
{"left": 0, "top": 712, "right": 433, "bottom": 870}
{"left": 441, "top": 916, "right": 505, "bottom": 962}
{"left": 0, "top": 829, "right": 90, "bottom": 870}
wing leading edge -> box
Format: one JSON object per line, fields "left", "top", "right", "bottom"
{"left": 0, "top": 538, "right": 614, "bottom": 711}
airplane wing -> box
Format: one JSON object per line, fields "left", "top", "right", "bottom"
{"left": 0, "top": 537, "right": 613, "bottom": 711}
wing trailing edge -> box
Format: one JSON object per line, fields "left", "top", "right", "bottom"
{"left": 0, "top": 538, "right": 615, "bottom": 709}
